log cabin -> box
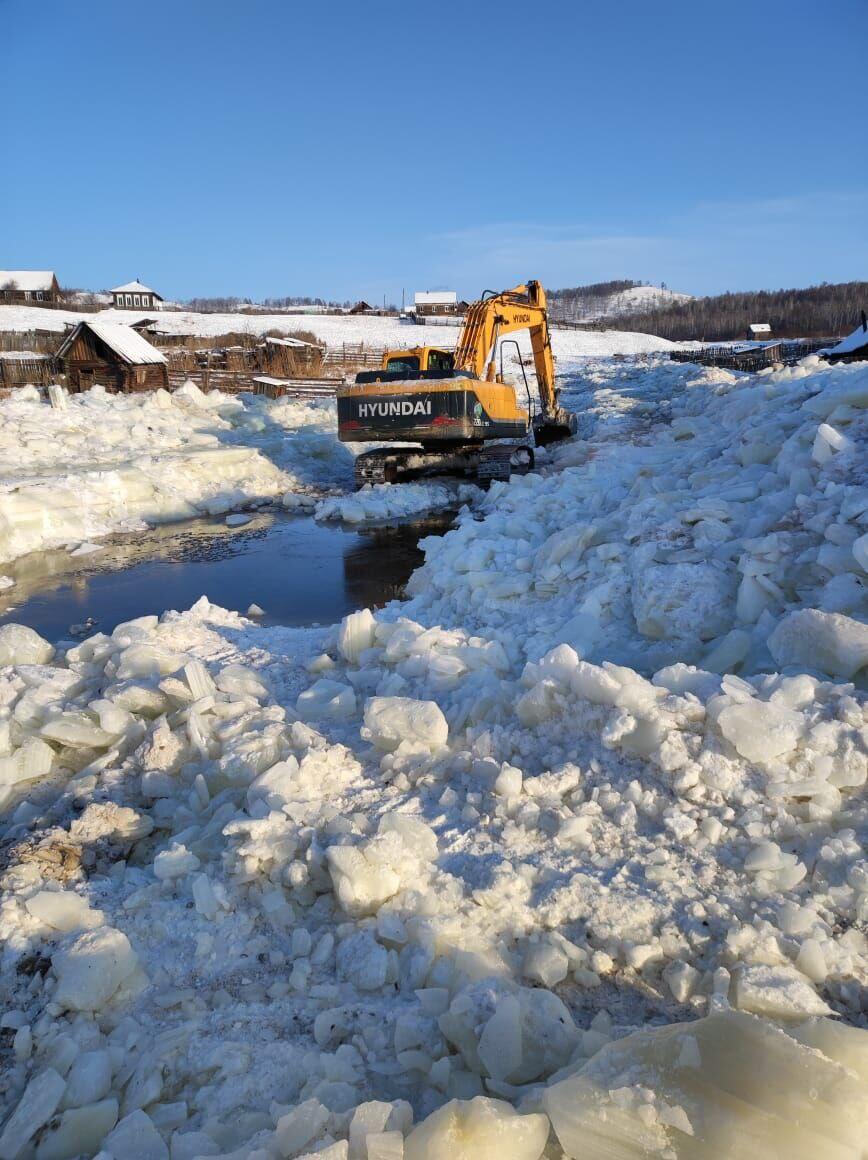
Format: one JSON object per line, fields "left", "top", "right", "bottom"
{"left": 56, "top": 320, "right": 169, "bottom": 393}
{"left": 0, "top": 271, "right": 62, "bottom": 304}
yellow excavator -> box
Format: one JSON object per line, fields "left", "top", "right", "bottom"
{"left": 337, "top": 280, "right": 577, "bottom": 485}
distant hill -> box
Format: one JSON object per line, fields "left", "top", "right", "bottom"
{"left": 609, "top": 281, "right": 868, "bottom": 341}
{"left": 549, "top": 280, "right": 692, "bottom": 322}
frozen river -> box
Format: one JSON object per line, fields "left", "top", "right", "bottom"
{"left": 0, "top": 509, "right": 454, "bottom": 642}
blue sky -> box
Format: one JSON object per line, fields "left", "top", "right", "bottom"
{"left": 2, "top": 0, "right": 866, "bottom": 303}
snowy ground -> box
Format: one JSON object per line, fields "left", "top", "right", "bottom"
{"left": 0, "top": 352, "right": 866, "bottom": 1159}
{"left": 0, "top": 303, "right": 675, "bottom": 360}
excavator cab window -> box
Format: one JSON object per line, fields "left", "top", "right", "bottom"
{"left": 426, "top": 349, "right": 455, "bottom": 373}
{"left": 385, "top": 354, "right": 421, "bottom": 374}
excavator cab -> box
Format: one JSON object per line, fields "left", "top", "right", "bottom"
{"left": 374, "top": 348, "right": 454, "bottom": 377}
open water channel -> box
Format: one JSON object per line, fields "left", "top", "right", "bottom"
{"left": 0, "top": 510, "right": 454, "bottom": 642}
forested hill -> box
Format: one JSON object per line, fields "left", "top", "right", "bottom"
{"left": 548, "top": 280, "right": 691, "bottom": 321}
{"left": 610, "top": 282, "right": 868, "bottom": 341}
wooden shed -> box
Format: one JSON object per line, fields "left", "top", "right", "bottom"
{"left": 56, "top": 320, "right": 169, "bottom": 393}
{"left": 110, "top": 279, "right": 164, "bottom": 310}
{"left": 348, "top": 300, "right": 374, "bottom": 315}
{"left": 258, "top": 334, "right": 323, "bottom": 377}
{"left": 748, "top": 323, "right": 772, "bottom": 341}
{"left": 0, "top": 270, "right": 62, "bottom": 305}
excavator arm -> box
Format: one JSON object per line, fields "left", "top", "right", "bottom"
{"left": 453, "top": 280, "right": 576, "bottom": 443}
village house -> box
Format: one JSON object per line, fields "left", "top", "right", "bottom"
{"left": 825, "top": 311, "right": 868, "bottom": 364}
{"left": 56, "top": 320, "right": 168, "bottom": 393}
{"left": 0, "top": 270, "right": 62, "bottom": 304}
{"left": 748, "top": 322, "right": 772, "bottom": 341}
{"left": 414, "top": 290, "right": 460, "bottom": 317}
{"left": 111, "top": 279, "right": 164, "bottom": 311}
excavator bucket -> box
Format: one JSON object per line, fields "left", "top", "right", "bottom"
{"left": 533, "top": 408, "right": 578, "bottom": 447}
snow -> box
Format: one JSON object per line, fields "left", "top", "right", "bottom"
{"left": 556, "top": 283, "right": 692, "bottom": 323}
{"left": 0, "top": 271, "right": 56, "bottom": 292}
{"left": 109, "top": 280, "right": 158, "bottom": 295}
{"left": 0, "top": 348, "right": 866, "bottom": 1158}
{"left": 0, "top": 302, "right": 674, "bottom": 358}
{"left": 414, "top": 292, "right": 458, "bottom": 307}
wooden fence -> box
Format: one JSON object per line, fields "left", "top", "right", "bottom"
{"left": 670, "top": 339, "right": 836, "bottom": 373}
{"left": 0, "top": 356, "right": 59, "bottom": 386}
{"left": 0, "top": 329, "right": 64, "bottom": 354}
{"left": 323, "top": 343, "right": 386, "bottom": 369}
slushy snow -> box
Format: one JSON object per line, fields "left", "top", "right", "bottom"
{"left": 0, "top": 349, "right": 866, "bottom": 1159}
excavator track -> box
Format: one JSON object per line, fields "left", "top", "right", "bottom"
{"left": 353, "top": 444, "right": 534, "bottom": 489}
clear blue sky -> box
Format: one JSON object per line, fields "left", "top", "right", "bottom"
{"left": 2, "top": 0, "right": 866, "bottom": 303}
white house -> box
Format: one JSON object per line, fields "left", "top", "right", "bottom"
{"left": 111, "top": 280, "right": 164, "bottom": 311}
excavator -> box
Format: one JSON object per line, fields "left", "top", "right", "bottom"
{"left": 337, "top": 280, "right": 577, "bottom": 486}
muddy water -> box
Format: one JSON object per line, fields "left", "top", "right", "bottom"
{"left": 0, "top": 510, "right": 454, "bottom": 642}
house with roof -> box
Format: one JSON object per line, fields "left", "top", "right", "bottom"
{"left": 0, "top": 271, "right": 62, "bottom": 305}
{"left": 111, "top": 279, "right": 163, "bottom": 311}
{"left": 56, "top": 320, "right": 168, "bottom": 393}
{"left": 747, "top": 322, "right": 772, "bottom": 341}
{"left": 824, "top": 311, "right": 868, "bottom": 364}
{"left": 414, "top": 290, "right": 459, "bottom": 317}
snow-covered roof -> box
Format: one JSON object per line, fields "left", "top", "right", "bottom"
{"left": 749, "top": 323, "right": 772, "bottom": 334}
{"left": 57, "top": 320, "right": 167, "bottom": 365}
{"left": 0, "top": 270, "right": 57, "bottom": 291}
{"left": 414, "top": 291, "right": 457, "bottom": 306}
{"left": 264, "top": 335, "right": 319, "bottom": 348}
{"left": 828, "top": 322, "right": 868, "bottom": 355}
{"left": 111, "top": 280, "right": 161, "bottom": 296}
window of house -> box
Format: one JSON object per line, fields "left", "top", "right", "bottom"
{"left": 142, "top": 296, "right": 149, "bottom": 308}
{"left": 133, "top": 294, "right": 141, "bottom": 307}
{"left": 135, "top": 366, "right": 146, "bottom": 384}
{"left": 24, "top": 291, "right": 32, "bottom": 300}
{"left": 36, "top": 291, "right": 44, "bottom": 301}
{"left": 125, "top": 294, "right": 133, "bottom": 306}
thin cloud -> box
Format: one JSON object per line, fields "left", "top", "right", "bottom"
{"left": 424, "top": 191, "right": 868, "bottom": 296}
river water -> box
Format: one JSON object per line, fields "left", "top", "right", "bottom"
{"left": 0, "top": 510, "right": 453, "bottom": 643}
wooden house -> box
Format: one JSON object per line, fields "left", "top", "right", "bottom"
{"left": 56, "top": 320, "right": 168, "bottom": 393}
{"left": 748, "top": 323, "right": 772, "bottom": 341}
{"left": 348, "top": 300, "right": 374, "bottom": 315}
{"left": 414, "top": 290, "right": 459, "bottom": 317}
{"left": 825, "top": 313, "right": 868, "bottom": 363}
{"left": 110, "top": 280, "right": 164, "bottom": 310}
{"left": 0, "top": 271, "right": 62, "bottom": 305}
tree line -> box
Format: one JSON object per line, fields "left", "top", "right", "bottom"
{"left": 609, "top": 282, "right": 868, "bottom": 341}
{"left": 183, "top": 295, "right": 352, "bottom": 313}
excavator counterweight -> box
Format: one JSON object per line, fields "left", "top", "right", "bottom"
{"left": 337, "top": 281, "right": 576, "bottom": 486}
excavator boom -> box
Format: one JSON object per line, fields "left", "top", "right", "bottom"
{"left": 454, "top": 281, "right": 575, "bottom": 441}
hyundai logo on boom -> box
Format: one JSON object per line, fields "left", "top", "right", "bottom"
{"left": 357, "top": 399, "right": 432, "bottom": 418}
